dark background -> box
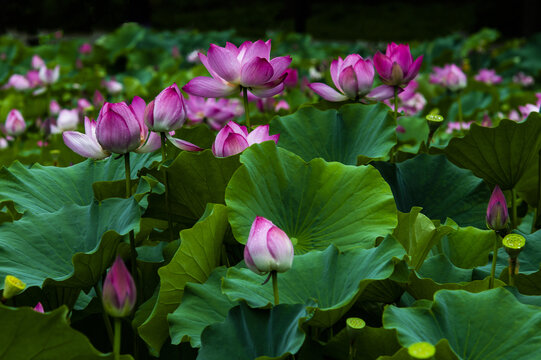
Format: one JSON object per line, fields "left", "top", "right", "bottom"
{"left": 1, "top": 0, "right": 539, "bottom": 40}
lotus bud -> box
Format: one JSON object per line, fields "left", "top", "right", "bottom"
{"left": 486, "top": 185, "right": 509, "bottom": 231}
{"left": 3, "top": 275, "right": 26, "bottom": 300}
{"left": 49, "top": 100, "right": 61, "bottom": 115}
{"left": 79, "top": 43, "right": 92, "bottom": 54}
{"left": 93, "top": 90, "right": 105, "bottom": 107}
{"left": 96, "top": 102, "right": 142, "bottom": 154}
{"left": 33, "top": 302, "right": 44, "bottom": 313}
{"left": 31, "top": 55, "right": 45, "bottom": 69}
{"left": 144, "top": 83, "right": 186, "bottom": 132}
{"left": 244, "top": 216, "right": 294, "bottom": 275}
{"left": 57, "top": 109, "right": 79, "bottom": 132}
{"left": 5, "top": 109, "right": 26, "bottom": 136}
{"left": 102, "top": 257, "right": 136, "bottom": 318}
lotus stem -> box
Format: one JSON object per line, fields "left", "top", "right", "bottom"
{"left": 393, "top": 87, "right": 399, "bottom": 120}
{"left": 160, "top": 132, "right": 174, "bottom": 242}
{"left": 94, "top": 284, "right": 114, "bottom": 346}
{"left": 271, "top": 271, "right": 279, "bottom": 305}
{"left": 457, "top": 92, "right": 463, "bottom": 123}
{"left": 489, "top": 232, "right": 499, "bottom": 289}
{"left": 511, "top": 188, "right": 517, "bottom": 230}
{"left": 242, "top": 87, "right": 251, "bottom": 129}
{"left": 113, "top": 318, "right": 121, "bottom": 360}
{"left": 123, "top": 154, "right": 140, "bottom": 302}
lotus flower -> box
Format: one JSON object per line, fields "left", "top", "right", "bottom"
{"left": 104, "top": 79, "right": 123, "bottom": 94}
{"left": 50, "top": 100, "right": 61, "bottom": 115}
{"left": 183, "top": 40, "right": 292, "bottom": 98}
{"left": 38, "top": 65, "right": 60, "bottom": 84}
{"left": 244, "top": 216, "right": 294, "bottom": 275}
{"left": 283, "top": 69, "right": 298, "bottom": 88}
{"left": 63, "top": 117, "right": 110, "bottom": 159}
{"left": 4, "top": 74, "right": 30, "bottom": 90}
{"left": 3, "top": 275, "right": 25, "bottom": 299}
{"left": 31, "top": 55, "right": 45, "bottom": 69}
{"left": 102, "top": 257, "right": 136, "bottom": 318}
{"left": 93, "top": 90, "right": 105, "bottom": 107}
{"left": 57, "top": 109, "right": 79, "bottom": 131}
{"left": 79, "top": 43, "right": 92, "bottom": 54}
{"left": 430, "top": 64, "right": 467, "bottom": 91}
{"left": 486, "top": 185, "right": 509, "bottom": 230}
{"left": 474, "top": 69, "right": 502, "bottom": 85}
{"left": 212, "top": 121, "right": 279, "bottom": 157}
{"left": 26, "top": 70, "right": 41, "bottom": 87}
{"left": 374, "top": 43, "right": 423, "bottom": 87}
{"left": 185, "top": 96, "right": 243, "bottom": 130}
{"left": 33, "top": 302, "right": 44, "bottom": 313}
{"left": 144, "top": 83, "right": 186, "bottom": 132}
{"left": 78, "top": 98, "right": 92, "bottom": 112}
{"left": 310, "top": 54, "right": 396, "bottom": 102}
{"left": 5, "top": 109, "right": 26, "bottom": 136}
{"left": 513, "top": 72, "right": 534, "bottom": 87}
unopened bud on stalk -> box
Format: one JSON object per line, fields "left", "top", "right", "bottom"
{"left": 486, "top": 185, "right": 509, "bottom": 231}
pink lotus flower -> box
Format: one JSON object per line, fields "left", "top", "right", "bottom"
{"left": 26, "top": 70, "right": 41, "bottom": 87}
{"left": 446, "top": 121, "right": 473, "bottom": 133}
{"left": 183, "top": 40, "right": 292, "bottom": 98}
{"left": 4, "top": 74, "right": 30, "bottom": 90}
{"left": 78, "top": 98, "right": 92, "bottom": 112}
{"left": 96, "top": 96, "right": 160, "bottom": 154}
{"left": 144, "top": 83, "right": 186, "bottom": 132}
{"left": 247, "top": 92, "right": 290, "bottom": 113}
{"left": 283, "top": 69, "right": 298, "bottom": 88}
{"left": 244, "top": 216, "right": 294, "bottom": 275}
{"left": 186, "top": 49, "right": 202, "bottom": 63}
{"left": 57, "top": 109, "right": 80, "bottom": 131}
{"left": 185, "top": 96, "right": 243, "bottom": 130}
{"left": 63, "top": 117, "right": 110, "bottom": 159}
{"left": 93, "top": 90, "right": 105, "bottom": 107}
{"left": 430, "top": 64, "right": 467, "bottom": 91}
{"left": 38, "top": 65, "right": 60, "bottom": 84}
{"left": 31, "top": 55, "right": 45, "bottom": 69}
{"left": 374, "top": 43, "right": 423, "bottom": 87}
{"left": 33, "top": 302, "right": 44, "bottom": 313}
{"left": 50, "top": 100, "right": 61, "bottom": 115}
{"left": 102, "top": 257, "right": 136, "bottom": 318}
{"left": 104, "top": 79, "right": 123, "bottom": 94}
{"left": 474, "top": 69, "right": 502, "bottom": 85}
{"left": 0, "top": 138, "right": 8, "bottom": 149}
{"left": 310, "top": 54, "right": 395, "bottom": 102}
{"left": 486, "top": 185, "right": 508, "bottom": 230}
{"left": 513, "top": 72, "right": 534, "bottom": 87}
{"left": 79, "top": 43, "right": 92, "bottom": 54}
{"left": 5, "top": 109, "right": 26, "bottom": 136}
{"left": 212, "top": 121, "right": 279, "bottom": 157}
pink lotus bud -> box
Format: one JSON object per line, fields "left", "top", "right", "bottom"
{"left": 104, "top": 79, "right": 123, "bottom": 94}
{"left": 144, "top": 83, "right": 186, "bottom": 132}
{"left": 79, "top": 43, "right": 92, "bottom": 54}
{"left": 96, "top": 101, "right": 143, "bottom": 154}
{"left": 78, "top": 98, "right": 92, "bottom": 112}
{"left": 93, "top": 90, "right": 105, "bottom": 107}
{"left": 57, "top": 109, "right": 79, "bottom": 131}
{"left": 31, "top": 55, "right": 45, "bottom": 69}
{"left": 430, "top": 64, "right": 467, "bottom": 91}
{"left": 374, "top": 43, "right": 423, "bottom": 87}
{"left": 102, "top": 257, "right": 136, "bottom": 318}
{"left": 33, "top": 302, "right": 44, "bottom": 313}
{"left": 396, "top": 125, "right": 406, "bottom": 133}
{"left": 486, "top": 185, "right": 509, "bottom": 230}
{"left": 244, "top": 216, "right": 294, "bottom": 275}
{"left": 50, "top": 100, "right": 61, "bottom": 115}
{"left": 275, "top": 100, "right": 290, "bottom": 111}
{"left": 5, "top": 74, "right": 30, "bottom": 90}
{"left": 5, "top": 109, "right": 26, "bottom": 136}
{"left": 38, "top": 65, "right": 60, "bottom": 84}
{"left": 186, "top": 49, "right": 201, "bottom": 63}
{"left": 474, "top": 69, "right": 502, "bottom": 85}
{"left": 212, "top": 121, "right": 279, "bottom": 157}
{"left": 26, "top": 70, "right": 41, "bottom": 87}
{"left": 0, "top": 138, "right": 8, "bottom": 149}
{"left": 183, "top": 40, "right": 291, "bottom": 98}
{"left": 310, "top": 54, "right": 395, "bottom": 102}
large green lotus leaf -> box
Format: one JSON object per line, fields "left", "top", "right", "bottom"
{"left": 324, "top": 326, "right": 401, "bottom": 360}
{"left": 138, "top": 204, "right": 229, "bottom": 353}
{"left": 144, "top": 149, "right": 240, "bottom": 228}
{"left": 222, "top": 238, "right": 407, "bottom": 328}
{"left": 0, "top": 152, "right": 158, "bottom": 221}
{"left": 226, "top": 142, "right": 397, "bottom": 251}
{"left": 373, "top": 154, "right": 491, "bottom": 229}
{"left": 269, "top": 103, "right": 396, "bottom": 165}
{"left": 0, "top": 198, "right": 140, "bottom": 291}
{"left": 441, "top": 218, "right": 496, "bottom": 269}
{"left": 378, "top": 339, "right": 459, "bottom": 360}
{"left": 197, "top": 303, "right": 311, "bottom": 360}
{"left": 406, "top": 255, "right": 504, "bottom": 300}
{"left": 396, "top": 116, "right": 430, "bottom": 154}
{"left": 444, "top": 115, "right": 541, "bottom": 190}
{"left": 393, "top": 207, "right": 454, "bottom": 270}
{"left": 168, "top": 267, "right": 237, "bottom": 347}
{"left": 0, "top": 305, "right": 132, "bottom": 359}
{"left": 383, "top": 288, "right": 541, "bottom": 359}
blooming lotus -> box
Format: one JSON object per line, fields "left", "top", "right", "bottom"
{"left": 63, "top": 117, "right": 110, "bottom": 159}
{"left": 183, "top": 40, "right": 292, "bottom": 98}
{"left": 513, "top": 72, "right": 534, "bottom": 87}
{"left": 374, "top": 43, "right": 423, "bottom": 87}
{"left": 38, "top": 65, "right": 60, "bottom": 84}
{"left": 185, "top": 96, "right": 243, "bottom": 130}
{"left": 144, "top": 83, "right": 186, "bottom": 132}
{"left": 309, "top": 54, "right": 395, "bottom": 102}
{"left": 4, "top": 74, "right": 30, "bottom": 90}
{"left": 33, "top": 302, "right": 44, "bottom": 313}
{"left": 102, "top": 257, "right": 136, "bottom": 318}
{"left": 50, "top": 100, "right": 61, "bottom": 115}
{"left": 474, "top": 69, "right": 502, "bottom": 85}
{"left": 5, "top": 109, "right": 26, "bottom": 136}
{"left": 26, "top": 70, "right": 41, "bottom": 87}
{"left": 486, "top": 185, "right": 508, "bottom": 230}
{"left": 31, "top": 55, "right": 45, "bottom": 69}
{"left": 57, "top": 109, "right": 79, "bottom": 132}
{"left": 212, "top": 121, "right": 279, "bottom": 157}
{"left": 244, "top": 216, "right": 294, "bottom": 275}
{"left": 430, "top": 64, "right": 467, "bottom": 91}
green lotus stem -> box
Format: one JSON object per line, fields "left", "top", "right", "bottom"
{"left": 13, "top": 136, "right": 20, "bottom": 159}
{"left": 271, "top": 271, "right": 279, "bottom": 305}
{"left": 94, "top": 284, "right": 114, "bottom": 346}
{"left": 489, "top": 233, "right": 499, "bottom": 289}
{"left": 160, "top": 132, "right": 174, "bottom": 242}
{"left": 393, "top": 87, "right": 399, "bottom": 120}
{"left": 533, "top": 149, "right": 541, "bottom": 233}
{"left": 113, "top": 318, "right": 121, "bottom": 360}
{"left": 242, "top": 87, "right": 251, "bottom": 129}
{"left": 123, "top": 154, "right": 140, "bottom": 301}
{"left": 511, "top": 188, "right": 517, "bottom": 230}
{"left": 457, "top": 93, "right": 463, "bottom": 123}
{"left": 509, "top": 257, "right": 518, "bottom": 287}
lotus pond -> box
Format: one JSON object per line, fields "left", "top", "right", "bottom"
{"left": 1, "top": 24, "right": 541, "bottom": 359}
